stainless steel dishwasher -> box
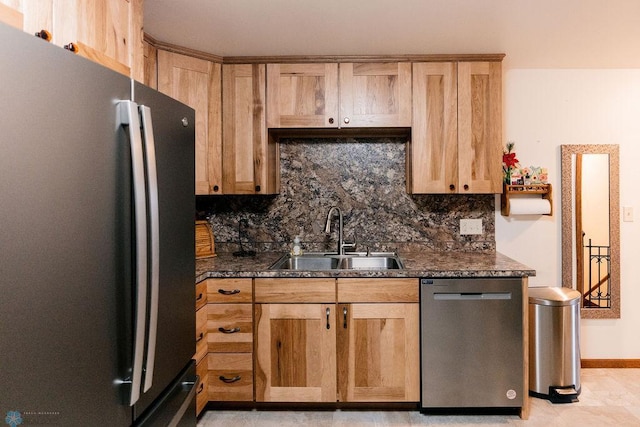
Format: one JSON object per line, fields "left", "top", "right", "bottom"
{"left": 420, "top": 278, "right": 523, "bottom": 410}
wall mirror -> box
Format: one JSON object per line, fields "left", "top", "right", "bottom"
{"left": 561, "top": 144, "right": 620, "bottom": 319}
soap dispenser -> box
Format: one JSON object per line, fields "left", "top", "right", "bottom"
{"left": 291, "top": 236, "right": 303, "bottom": 256}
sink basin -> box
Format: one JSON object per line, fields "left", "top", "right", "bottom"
{"left": 269, "top": 252, "right": 404, "bottom": 271}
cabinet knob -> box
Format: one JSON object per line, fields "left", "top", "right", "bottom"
{"left": 343, "top": 117, "right": 350, "bottom": 124}
{"left": 463, "top": 184, "right": 469, "bottom": 190}
{"left": 328, "top": 117, "right": 334, "bottom": 124}
{"left": 212, "top": 185, "right": 219, "bottom": 192}
{"left": 449, "top": 184, "right": 455, "bottom": 191}
{"left": 255, "top": 185, "right": 261, "bottom": 192}
{"left": 34, "top": 29, "right": 52, "bottom": 41}
{"left": 64, "top": 43, "right": 78, "bottom": 53}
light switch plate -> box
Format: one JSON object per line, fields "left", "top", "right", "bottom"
{"left": 623, "top": 206, "right": 634, "bottom": 222}
{"left": 460, "top": 218, "right": 483, "bottom": 235}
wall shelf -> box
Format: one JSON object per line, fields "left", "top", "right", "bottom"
{"left": 501, "top": 184, "right": 552, "bottom": 216}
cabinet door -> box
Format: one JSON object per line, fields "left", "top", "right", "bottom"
{"left": 1, "top": 0, "right": 142, "bottom": 78}
{"left": 267, "top": 63, "right": 339, "bottom": 128}
{"left": 337, "top": 303, "right": 420, "bottom": 402}
{"left": 410, "top": 62, "right": 458, "bottom": 194}
{"left": 340, "top": 62, "right": 412, "bottom": 128}
{"left": 0, "top": 2, "right": 23, "bottom": 29}
{"left": 255, "top": 303, "right": 336, "bottom": 402}
{"left": 158, "top": 50, "right": 222, "bottom": 195}
{"left": 222, "top": 64, "right": 273, "bottom": 194}
{"left": 457, "top": 61, "right": 503, "bottom": 193}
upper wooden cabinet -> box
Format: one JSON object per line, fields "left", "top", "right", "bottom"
{"left": 222, "top": 64, "right": 278, "bottom": 194}
{"left": 158, "top": 50, "right": 222, "bottom": 195}
{"left": 267, "top": 62, "right": 411, "bottom": 129}
{"left": 410, "top": 61, "right": 502, "bottom": 194}
{"left": 0, "top": 0, "right": 144, "bottom": 80}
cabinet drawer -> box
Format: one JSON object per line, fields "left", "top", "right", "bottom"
{"left": 195, "top": 305, "right": 207, "bottom": 362}
{"left": 195, "top": 280, "right": 208, "bottom": 310}
{"left": 195, "top": 357, "right": 209, "bottom": 416}
{"left": 208, "top": 353, "right": 253, "bottom": 401}
{"left": 207, "top": 278, "right": 253, "bottom": 303}
{"left": 255, "top": 278, "right": 335, "bottom": 303}
{"left": 337, "top": 278, "right": 419, "bottom": 303}
{"left": 207, "top": 303, "right": 253, "bottom": 353}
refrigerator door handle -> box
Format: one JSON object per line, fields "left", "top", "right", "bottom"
{"left": 118, "top": 100, "right": 148, "bottom": 406}
{"left": 139, "top": 105, "right": 160, "bottom": 393}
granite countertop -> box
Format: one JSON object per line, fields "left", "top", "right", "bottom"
{"left": 195, "top": 251, "right": 535, "bottom": 283}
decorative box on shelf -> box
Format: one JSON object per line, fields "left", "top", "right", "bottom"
{"left": 501, "top": 184, "right": 552, "bottom": 216}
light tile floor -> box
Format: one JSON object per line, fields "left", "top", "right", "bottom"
{"left": 197, "top": 369, "right": 640, "bottom": 426}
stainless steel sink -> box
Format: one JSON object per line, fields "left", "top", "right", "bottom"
{"left": 269, "top": 252, "right": 404, "bottom": 271}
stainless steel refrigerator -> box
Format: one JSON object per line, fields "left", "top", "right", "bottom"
{"left": 0, "top": 22, "right": 197, "bottom": 426}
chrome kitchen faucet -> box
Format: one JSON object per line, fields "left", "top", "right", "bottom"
{"left": 324, "top": 206, "right": 355, "bottom": 255}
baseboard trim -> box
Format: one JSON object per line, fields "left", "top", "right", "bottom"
{"left": 581, "top": 359, "right": 640, "bottom": 368}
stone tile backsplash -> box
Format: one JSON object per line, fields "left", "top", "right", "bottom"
{"left": 196, "top": 137, "right": 496, "bottom": 253}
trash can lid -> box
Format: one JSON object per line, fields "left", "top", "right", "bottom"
{"left": 528, "top": 286, "right": 582, "bottom": 306}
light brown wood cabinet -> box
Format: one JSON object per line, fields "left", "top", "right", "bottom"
{"left": 254, "top": 278, "right": 419, "bottom": 403}
{"left": 409, "top": 61, "right": 502, "bottom": 194}
{"left": 222, "top": 64, "right": 278, "bottom": 194}
{"left": 336, "top": 278, "right": 420, "bottom": 402}
{"left": 0, "top": 0, "right": 143, "bottom": 80}
{"left": 267, "top": 62, "right": 411, "bottom": 129}
{"left": 205, "top": 278, "right": 254, "bottom": 402}
{"left": 254, "top": 278, "right": 337, "bottom": 402}
{"left": 157, "top": 50, "right": 222, "bottom": 195}
{"left": 194, "top": 280, "right": 208, "bottom": 416}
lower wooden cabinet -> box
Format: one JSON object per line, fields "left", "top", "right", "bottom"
{"left": 337, "top": 303, "right": 420, "bottom": 402}
{"left": 194, "top": 280, "right": 208, "bottom": 416}
{"left": 195, "top": 355, "right": 209, "bottom": 415}
{"left": 254, "top": 278, "right": 420, "bottom": 403}
{"left": 205, "top": 278, "right": 254, "bottom": 403}
{"left": 254, "top": 303, "right": 337, "bottom": 402}
{"left": 208, "top": 353, "right": 254, "bottom": 401}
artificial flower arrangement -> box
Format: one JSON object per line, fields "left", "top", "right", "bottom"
{"left": 503, "top": 142, "right": 549, "bottom": 185}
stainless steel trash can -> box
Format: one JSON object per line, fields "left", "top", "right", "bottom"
{"left": 528, "top": 287, "right": 581, "bottom": 403}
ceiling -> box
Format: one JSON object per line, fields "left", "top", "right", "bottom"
{"left": 144, "top": 0, "right": 640, "bottom": 69}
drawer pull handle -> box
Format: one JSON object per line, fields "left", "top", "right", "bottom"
{"left": 196, "top": 292, "right": 204, "bottom": 301}
{"left": 343, "top": 306, "right": 348, "bottom": 329}
{"left": 326, "top": 307, "right": 330, "bottom": 330}
{"left": 218, "top": 288, "right": 240, "bottom": 295}
{"left": 195, "top": 332, "right": 204, "bottom": 342}
{"left": 197, "top": 382, "right": 205, "bottom": 394}
{"left": 218, "top": 327, "right": 240, "bottom": 334}
{"left": 219, "top": 375, "right": 241, "bottom": 384}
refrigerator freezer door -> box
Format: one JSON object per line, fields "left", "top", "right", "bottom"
{"left": 135, "top": 360, "right": 198, "bottom": 427}
{"left": 0, "top": 23, "right": 133, "bottom": 425}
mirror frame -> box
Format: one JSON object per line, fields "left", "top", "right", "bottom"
{"left": 561, "top": 144, "right": 620, "bottom": 319}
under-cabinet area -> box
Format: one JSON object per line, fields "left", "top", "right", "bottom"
{"left": 193, "top": 255, "right": 532, "bottom": 419}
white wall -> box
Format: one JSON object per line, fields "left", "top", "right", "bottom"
{"left": 496, "top": 69, "right": 640, "bottom": 358}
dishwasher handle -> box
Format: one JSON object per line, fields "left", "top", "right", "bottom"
{"left": 433, "top": 292, "right": 512, "bottom": 300}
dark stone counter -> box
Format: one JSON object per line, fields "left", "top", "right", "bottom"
{"left": 195, "top": 251, "right": 535, "bottom": 283}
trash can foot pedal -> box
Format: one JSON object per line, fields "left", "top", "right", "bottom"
{"left": 549, "top": 386, "right": 579, "bottom": 403}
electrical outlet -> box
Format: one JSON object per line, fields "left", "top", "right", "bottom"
{"left": 460, "top": 218, "right": 483, "bottom": 235}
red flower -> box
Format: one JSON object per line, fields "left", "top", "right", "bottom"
{"left": 503, "top": 152, "right": 519, "bottom": 168}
